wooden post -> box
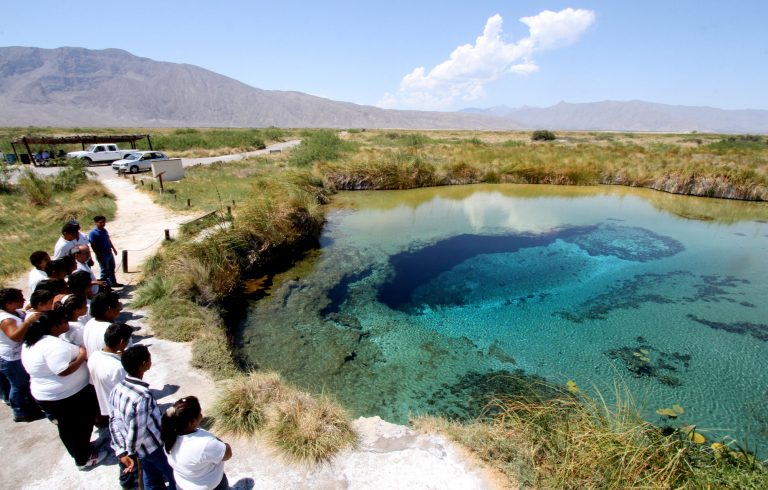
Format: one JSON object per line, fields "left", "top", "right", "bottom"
{"left": 227, "top": 206, "right": 231, "bottom": 215}
{"left": 122, "top": 250, "right": 128, "bottom": 273}
{"left": 164, "top": 229, "right": 171, "bottom": 241}
{"left": 232, "top": 200, "right": 236, "bottom": 207}
{"left": 132, "top": 176, "right": 136, "bottom": 184}
{"left": 157, "top": 172, "right": 165, "bottom": 193}
{"left": 150, "top": 183, "right": 154, "bottom": 191}
{"left": 140, "top": 180, "right": 144, "bottom": 186}
{"left": 174, "top": 194, "right": 177, "bottom": 200}
{"left": 187, "top": 198, "right": 191, "bottom": 208}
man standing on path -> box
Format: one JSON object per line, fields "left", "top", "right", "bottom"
{"left": 88, "top": 216, "right": 122, "bottom": 288}
{"left": 109, "top": 345, "right": 176, "bottom": 490}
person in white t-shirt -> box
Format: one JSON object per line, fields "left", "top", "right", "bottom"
{"left": 161, "top": 396, "right": 232, "bottom": 490}
{"left": 71, "top": 245, "right": 105, "bottom": 296}
{"left": 83, "top": 291, "right": 123, "bottom": 357}
{"left": 21, "top": 310, "right": 106, "bottom": 469}
{"left": 58, "top": 295, "right": 89, "bottom": 347}
{"left": 28, "top": 251, "right": 50, "bottom": 293}
{"left": 53, "top": 222, "right": 85, "bottom": 260}
{"left": 65, "top": 271, "right": 95, "bottom": 325}
{"left": 0, "top": 288, "right": 45, "bottom": 422}
{"left": 88, "top": 323, "right": 132, "bottom": 417}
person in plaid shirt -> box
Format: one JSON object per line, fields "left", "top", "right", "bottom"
{"left": 109, "top": 344, "right": 176, "bottom": 490}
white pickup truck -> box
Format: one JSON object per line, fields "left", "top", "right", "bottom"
{"left": 67, "top": 144, "right": 136, "bottom": 164}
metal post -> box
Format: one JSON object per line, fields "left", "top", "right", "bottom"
{"left": 164, "top": 229, "right": 171, "bottom": 241}
{"left": 132, "top": 176, "right": 136, "bottom": 184}
{"left": 150, "top": 183, "right": 154, "bottom": 191}
{"left": 187, "top": 198, "right": 191, "bottom": 207}
{"left": 227, "top": 206, "right": 231, "bottom": 215}
{"left": 122, "top": 250, "right": 128, "bottom": 273}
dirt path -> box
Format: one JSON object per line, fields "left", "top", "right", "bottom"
{"left": 100, "top": 177, "right": 191, "bottom": 286}
{"left": 1, "top": 144, "right": 502, "bottom": 490}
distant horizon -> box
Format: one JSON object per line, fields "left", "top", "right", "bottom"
{"left": 3, "top": 1, "right": 767, "bottom": 111}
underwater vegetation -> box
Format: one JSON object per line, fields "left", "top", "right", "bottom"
{"left": 687, "top": 314, "right": 768, "bottom": 342}
{"left": 421, "top": 369, "right": 562, "bottom": 421}
{"left": 558, "top": 271, "right": 753, "bottom": 323}
{"left": 561, "top": 224, "right": 685, "bottom": 262}
{"left": 605, "top": 336, "right": 691, "bottom": 387}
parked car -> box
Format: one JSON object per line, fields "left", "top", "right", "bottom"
{"left": 111, "top": 151, "right": 169, "bottom": 173}
{"left": 67, "top": 144, "right": 135, "bottom": 164}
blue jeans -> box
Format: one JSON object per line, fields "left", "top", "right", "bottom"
{"left": 139, "top": 446, "right": 176, "bottom": 490}
{"left": 0, "top": 357, "right": 38, "bottom": 418}
{"left": 0, "top": 369, "right": 10, "bottom": 404}
{"left": 96, "top": 252, "right": 117, "bottom": 286}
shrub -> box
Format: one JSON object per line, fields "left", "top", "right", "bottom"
{"left": 51, "top": 160, "right": 92, "bottom": 192}
{"left": 0, "top": 164, "right": 18, "bottom": 193}
{"left": 267, "top": 391, "right": 357, "bottom": 463}
{"left": 532, "top": 130, "right": 557, "bottom": 141}
{"left": 289, "top": 130, "right": 356, "bottom": 167}
{"left": 17, "top": 169, "right": 52, "bottom": 205}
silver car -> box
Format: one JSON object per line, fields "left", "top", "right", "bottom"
{"left": 111, "top": 151, "right": 169, "bottom": 174}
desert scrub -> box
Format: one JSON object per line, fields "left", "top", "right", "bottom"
{"left": 415, "top": 383, "right": 768, "bottom": 489}
{"left": 289, "top": 129, "right": 357, "bottom": 167}
{"left": 319, "top": 148, "right": 441, "bottom": 190}
{"left": 0, "top": 174, "right": 115, "bottom": 282}
{"left": 213, "top": 371, "right": 357, "bottom": 463}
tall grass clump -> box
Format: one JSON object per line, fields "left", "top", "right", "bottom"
{"left": 416, "top": 382, "right": 768, "bottom": 489}
{"left": 267, "top": 391, "right": 357, "bottom": 463}
{"left": 289, "top": 130, "right": 356, "bottom": 167}
{"left": 148, "top": 296, "right": 221, "bottom": 342}
{"left": 213, "top": 372, "right": 288, "bottom": 435}
{"left": 212, "top": 371, "right": 357, "bottom": 463}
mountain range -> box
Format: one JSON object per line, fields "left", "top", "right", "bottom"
{"left": 1, "top": 46, "right": 766, "bottom": 133}
{"left": 462, "top": 101, "right": 768, "bottom": 133}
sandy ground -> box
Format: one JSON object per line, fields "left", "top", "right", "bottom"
{"left": 1, "top": 142, "right": 502, "bottom": 489}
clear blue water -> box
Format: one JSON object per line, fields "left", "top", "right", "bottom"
{"left": 236, "top": 184, "right": 768, "bottom": 452}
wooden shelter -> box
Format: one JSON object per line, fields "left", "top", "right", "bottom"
{"left": 10, "top": 134, "right": 153, "bottom": 164}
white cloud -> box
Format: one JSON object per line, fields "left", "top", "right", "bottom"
{"left": 378, "top": 8, "right": 595, "bottom": 110}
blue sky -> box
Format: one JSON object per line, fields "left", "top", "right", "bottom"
{"left": 3, "top": 1, "right": 767, "bottom": 110}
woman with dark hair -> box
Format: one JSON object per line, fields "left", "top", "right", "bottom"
{"left": 0, "top": 288, "right": 44, "bottom": 422}
{"left": 56, "top": 295, "right": 88, "bottom": 346}
{"left": 21, "top": 310, "right": 106, "bottom": 469}
{"left": 161, "top": 396, "right": 232, "bottom": 490}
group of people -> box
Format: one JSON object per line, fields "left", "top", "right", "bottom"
{"left": 0, "top": 216, "right": 232, "bottom": 490}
